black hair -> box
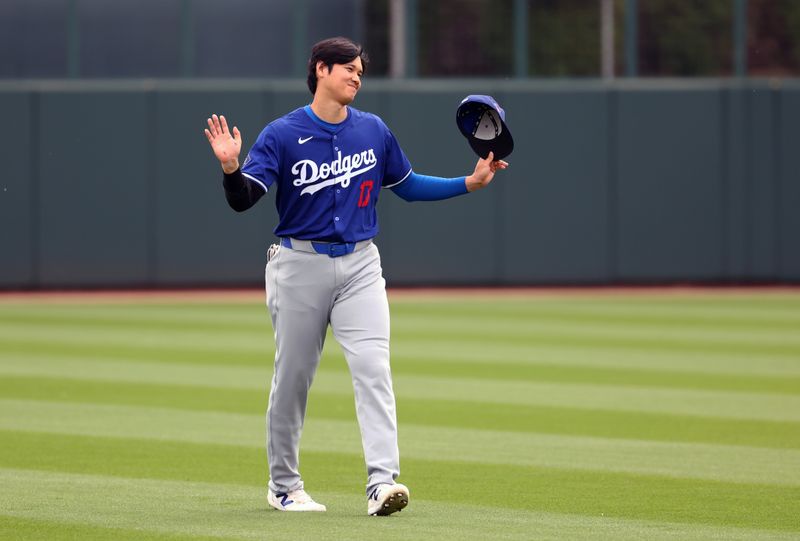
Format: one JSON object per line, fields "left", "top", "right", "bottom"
{"left": 307, "top": 36, "right": 369, "bottom": 95}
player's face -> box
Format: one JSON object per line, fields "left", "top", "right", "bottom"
{"left": 317, "top": 58, "right": 363, "bottom": 105}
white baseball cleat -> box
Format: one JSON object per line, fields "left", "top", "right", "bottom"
{"left": 367, "top": 483, "right": 409, "bottom": 516}
{"left": 268, "top": 488, "right": 326, "bottom": 512}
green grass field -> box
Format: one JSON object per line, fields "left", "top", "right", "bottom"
{"left": 1, "top": 289, "right": 799, "bottom": 540}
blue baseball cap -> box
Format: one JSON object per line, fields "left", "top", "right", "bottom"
{"left": 456, "top": 95, "right": 514, "bottom": 160}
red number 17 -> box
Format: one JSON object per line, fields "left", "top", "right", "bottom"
{"left": 358, "top": 180, "right": 374, "bottom": 208}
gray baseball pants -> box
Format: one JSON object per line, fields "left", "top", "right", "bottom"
{"left": 264, "top": 240, "right": 399, "bottom": 497}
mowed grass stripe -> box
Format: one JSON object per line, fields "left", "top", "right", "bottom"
{"left": 391, "top": 358, "right": 800, "bottom": 394}
{"left": 390, "top": 330, "right": 800, "bottom": 358}
{"left": 3, "top": 375, "right": 797, "bottom": 449}
{"left": 0, "top": 340, "right": 273, "bottom": 367}
{"left": 0, "top": 516, "right": 230, "bottom": 541}
{"left": 1, "top": 326, "right": 795, "bottom": 367}
{"left": 392, "top": 315, "right": 800, "bottom": 346}
{"left": 3, "top": 295, "right": 799, "bottom": 377}
{"left": 0, "top": 302, "right": 267, "bottom": 324}
{"left": 468, "top": 343, "right": 800, "bottom": 376}
{"left": 2, "top": 441, "right": 800, "bottom": 534}
{"left": 4, "top": 294, "right": 799, "bottom": 329}
{"left": 5, "top": 334, "right": 800, "bottom": 378}
{"left": 0, "top": 322, "right": 273, "bottom": 353}
{"left": 390, "top": 298, "right": 800, "bottom": 326}
{"left": 3, "top": 470, "right": 796, "bottom": 541}
{"left": 4, "top": 314, "right": 799, "bottom": 359}
{"left": 3, "top": 400, "right": 800, "bottom": 487}
{"left": 5, "top": 515, "right": 789, "bottom": 541}
{"left": 3, "top": 356, "right": 799, "bottom": 421}
{"left": 3, "top": 374, "right": 799, "bottom": 449}
{"left": 389, "top": 292, "right": 800, "bottom": 311}
{"left": 4, "top": 304, "right": 799, "bottom": 341}
{"left": 5, "top": 342, "right": 800, "bottom": 394}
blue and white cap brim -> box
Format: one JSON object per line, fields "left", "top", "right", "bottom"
{"left": 456, "top": 95, "right": 514, "bottom": 160}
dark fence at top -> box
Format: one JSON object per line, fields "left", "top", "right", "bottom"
{"left": 0, "top": 78, "right": 798, "bottom": 289}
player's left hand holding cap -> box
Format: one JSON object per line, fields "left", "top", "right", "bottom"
{"left": 456, "top": 95, "right": 514, "bottom": 160}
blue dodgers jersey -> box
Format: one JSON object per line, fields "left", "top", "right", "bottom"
{"left": 241, "top": 106, "right": 412, "bottom": 243}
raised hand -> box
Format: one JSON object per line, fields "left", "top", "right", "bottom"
{"left": 465, "top": 151, "right": 509, "bottom": 192}
{"left": 205, "top": 114, "right": 242, "bottom": 174}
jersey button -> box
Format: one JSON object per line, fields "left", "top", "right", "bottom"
{"left": 335, "top": 147, "right": 339, "bottom": 151}
{"left": 334, "top": 216, "right": 340, "bottom": 221}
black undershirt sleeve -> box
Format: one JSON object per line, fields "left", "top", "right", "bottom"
{"left": 222, "top": 168, "right": 266, "bottom": 212}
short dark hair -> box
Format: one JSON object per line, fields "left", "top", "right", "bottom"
{"left": 307, "top": 37, "right": 369, "bottom": 95}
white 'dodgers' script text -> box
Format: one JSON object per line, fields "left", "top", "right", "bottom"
{"left": 292, "top": 149, "right": 377, "bottom": 195}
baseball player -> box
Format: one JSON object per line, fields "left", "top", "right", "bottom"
{"left": 204, "top": 36, "right": 507, "bottom": 516}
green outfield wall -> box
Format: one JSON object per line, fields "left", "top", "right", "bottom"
{"left": 0, "top": 79, "right": 797, "bottom": 288}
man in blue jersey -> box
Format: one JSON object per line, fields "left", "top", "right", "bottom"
{"left": 204, "top": 36, "right": 507, "bottom": 516}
